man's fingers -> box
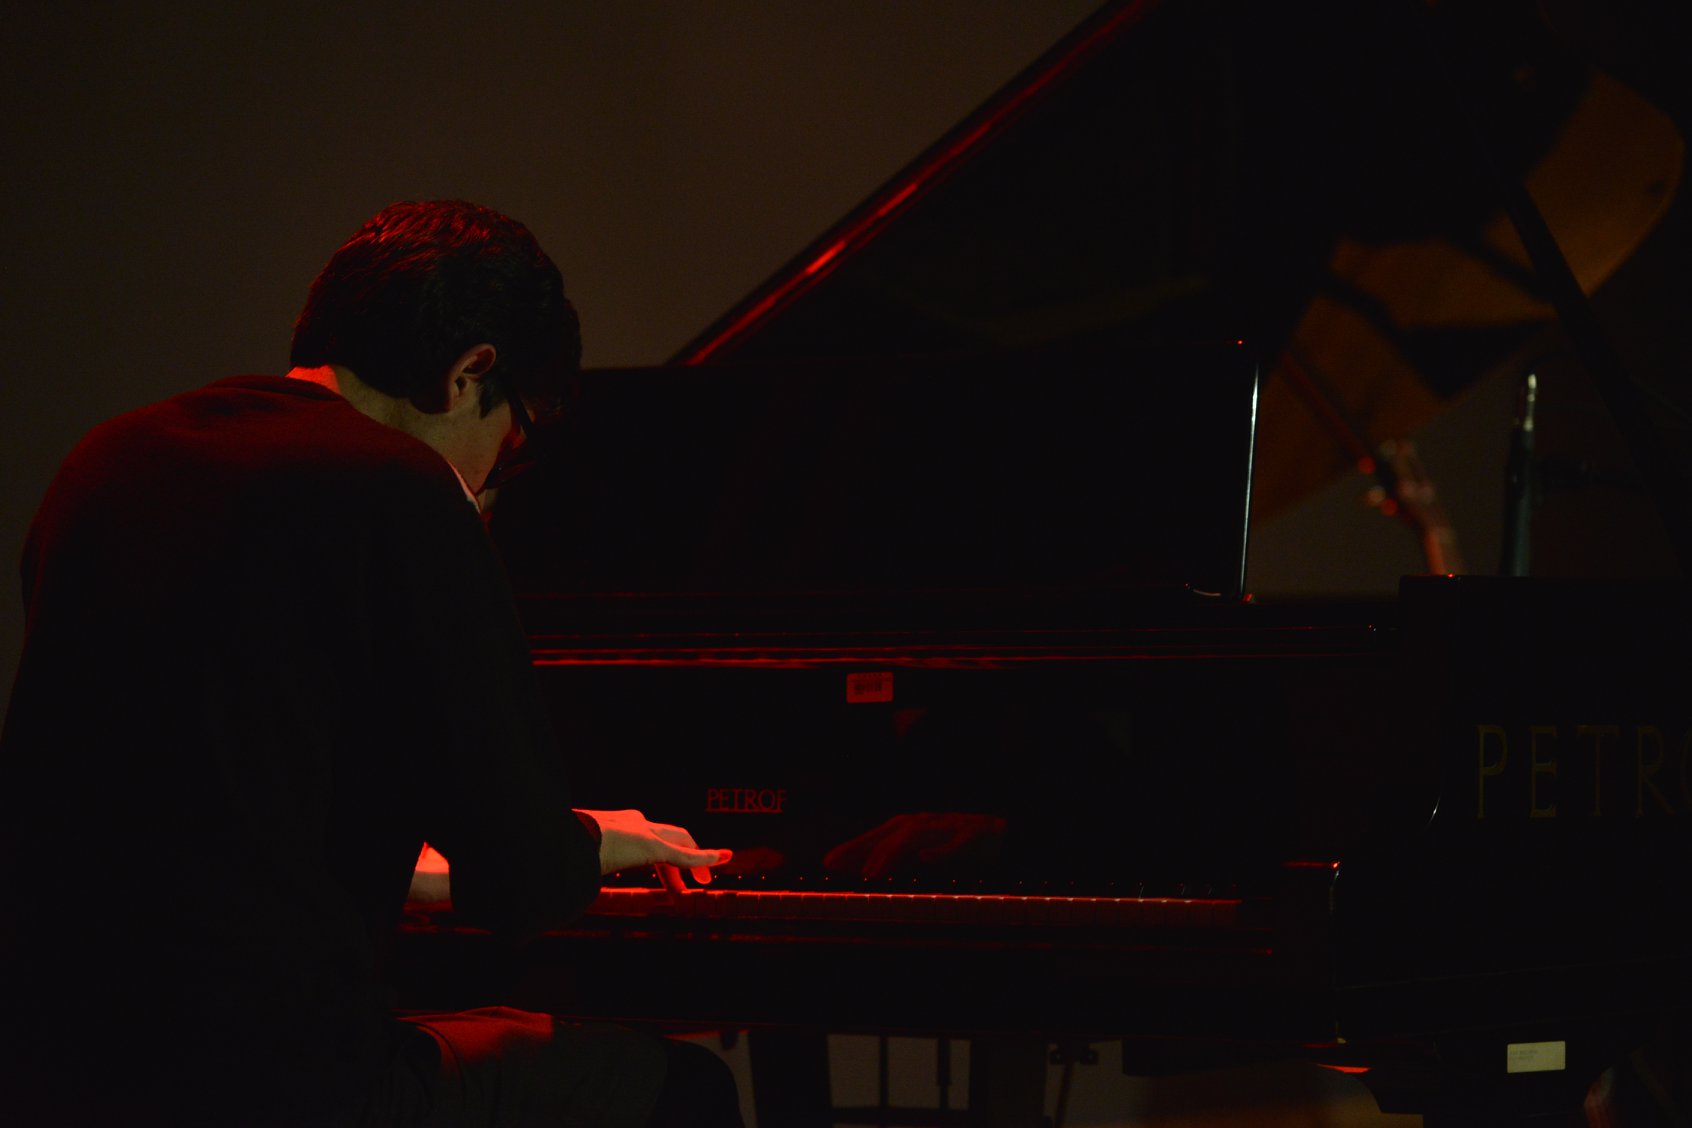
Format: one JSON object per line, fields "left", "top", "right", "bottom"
{"left": 661, "top": 850, "right": 732, "bottom": 890}
{"left": 586, "top": 807, "right": 730, "bottom": 883}
{"left": 655, "top": 862, "right": 687, "bottom": 897}
{"left": 690, "top": 849, "right": 733, "bottom": 884}
{"left": 667, "top": 846, "right": 731, "bottom": 868}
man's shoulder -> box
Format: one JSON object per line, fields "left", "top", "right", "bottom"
{"left": 56, "top": 375, "right": 473, "bottom": 527}
{"left": 164, "top": 375, "right": 452, "bottom": 477}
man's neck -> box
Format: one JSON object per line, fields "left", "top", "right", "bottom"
{"left": 284, "top": 364, "right": 483, "bottom": 507}
{"left": 285, "top": 365, "right": 402, "bottom": 426}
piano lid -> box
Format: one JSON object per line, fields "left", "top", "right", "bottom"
{"left": 663, "top": 0, "right": 1682, "bottom": 537}
{"left": 671, "top": 0, "right": 1596, "bottom": 371}
{"left": 492, "top": 0, "right": 1690, "bottom": 612}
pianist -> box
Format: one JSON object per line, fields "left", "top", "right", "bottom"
{"left": 0, "top": 200, "right": 740, "bottom": 1126}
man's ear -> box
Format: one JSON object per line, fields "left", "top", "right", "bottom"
{"left": 439, "top": 343, "right": 498, "bottom": 412}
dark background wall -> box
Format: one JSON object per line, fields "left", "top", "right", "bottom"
{"left": 3, "top": 1, "right": 1686, "bottom": 719}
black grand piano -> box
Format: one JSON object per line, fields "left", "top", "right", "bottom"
{"left": 400, "top": 2, "right": 1692, "bottom": 1124}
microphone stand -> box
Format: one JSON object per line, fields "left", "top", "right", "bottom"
{"left": 1406, "top": 0, "right": 1692, "bottom": 577}
{"left": 1498, "top": 368, "right": 1538, "bottom": 577}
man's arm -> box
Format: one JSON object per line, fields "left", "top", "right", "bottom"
{"left": 408, "top": 813, "right": 730, "bottom": 908}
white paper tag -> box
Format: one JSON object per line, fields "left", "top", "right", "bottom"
{"left": 1506, "top": 1041, "right": 1566, "bottom": 1074}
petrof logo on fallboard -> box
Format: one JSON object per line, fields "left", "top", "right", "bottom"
{"left": 706, "top": 787, "right": 787, "bottom": 814}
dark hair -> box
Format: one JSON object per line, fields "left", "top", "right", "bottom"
{"left": 290, "top": 200, "right": 580, "bottom": 419}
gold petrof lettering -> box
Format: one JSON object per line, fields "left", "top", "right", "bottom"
{"left": 1682, "top": 728, "right": 1692, "bottom": 813}
{"left": 1577, "top": 725, "right": 1620, "bottom": 817}
{"left": 1529, "top": 725, "right": 1558, "bottom": 818}
{"left": 1477, "top": 725, "right": 1509, "bottom": 819}
{"left": 1636, "top": 726, "right": 1676, "bottom": 816}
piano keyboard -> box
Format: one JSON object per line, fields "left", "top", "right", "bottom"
{"left": 586, "top": 886, "right": 1242, "bottom": 929}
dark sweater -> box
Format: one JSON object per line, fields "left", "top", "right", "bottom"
{"left": 0, "top": 376, "right": 600, "bottom": 1124}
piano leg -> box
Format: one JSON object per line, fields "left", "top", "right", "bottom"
{"left": 748, "top": 1031, "right": 833, "bottom": 1128}
{"left": 748, "top": 1032, "right": 1050, "bottom": 1127}
{"left": 966, "top": 1036, "right": 1048, "bottom": 1128}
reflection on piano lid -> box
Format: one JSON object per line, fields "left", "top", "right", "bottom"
{"left": 657, "top": 0, "right": 1686, "bottom": 551}
{"left": 494, "top": 0, "right": 1692, "bottom": 605}
{"left": 670, "top": 0, "right": 1602, "bottom": 371}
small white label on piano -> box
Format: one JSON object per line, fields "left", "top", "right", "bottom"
{"left": 1506, "top": 1041, "right": 1566, "bottom": 1074}
{"left": 846, "top": 671, "right": 893, "bottom": 703}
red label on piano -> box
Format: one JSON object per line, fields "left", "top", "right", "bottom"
{"left": 846, "top": 671, "right": 893, "bottom": 703}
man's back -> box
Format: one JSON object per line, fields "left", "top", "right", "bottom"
{"left": 1, "top": 375, "right": 597, "bottom": 1124}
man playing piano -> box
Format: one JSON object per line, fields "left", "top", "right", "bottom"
{"left": 0, "top": 199, "right": 741, "bottom": 1126}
